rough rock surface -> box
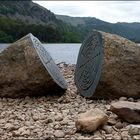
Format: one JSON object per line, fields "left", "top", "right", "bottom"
{"left": 0, "top": 64, "right": 140, "bottom": 139}
{"left": 75, "top": 108, "right": 108, "bottom": 132}
{"left": 94, "top": 31, "right": 140, "bottom": 99}
{"left": 110, "top": 101, "right": 140, "bottom": 123}
{"left": 0, "top": 34, "right": 67, "bottom": 98}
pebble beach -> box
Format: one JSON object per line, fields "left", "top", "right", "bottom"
{"left": 0, "top": 64, "right": 140, "bottom": 140}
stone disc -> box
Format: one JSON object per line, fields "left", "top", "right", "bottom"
{"left": 74, "top": 30, "right": 103, "bottom": 97}
{"left": 30, "top": 34, "right": 67, "bottom": 90}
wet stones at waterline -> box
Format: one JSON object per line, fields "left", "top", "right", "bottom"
{"left": 0, "top": 33, "right": 67, "bottom": 98}
{"left": 75, "top": 30, "right": 140, "bottom": 99}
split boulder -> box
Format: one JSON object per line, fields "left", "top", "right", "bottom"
{"left": 0, "top": 33, "right": 67, "bottom": 98}
{"left": 75, "top": 30, "right": 140, "bottom": 99}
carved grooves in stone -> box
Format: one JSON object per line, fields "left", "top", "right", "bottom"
{"left": 30, "top": 34, "right": 67, "bottom": 90}
{"left": 75, "top": 30, "right": 104, "bottom": 97}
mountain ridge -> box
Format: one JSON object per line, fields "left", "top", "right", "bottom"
{"left": 0, "top": 1, "right": 140, "bottom": 43}
{"left": 56, "top": 14, "right": 140, "bottom": 43}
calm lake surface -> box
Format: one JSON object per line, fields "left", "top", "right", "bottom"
{"left": 0, "top": 43, "right": 140, "bottom": 64}
{"left": 0, "top": 43, "right": 81, "bottom": 64}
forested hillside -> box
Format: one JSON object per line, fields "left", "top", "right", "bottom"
{"left": 0, "top": 1, "right": 83, "bottom": 43}
{"left": 0, "top": 1, "right": 140, "bottom": 43}
{"left": 56, "top": 15, "right": 140, "bottom": 43}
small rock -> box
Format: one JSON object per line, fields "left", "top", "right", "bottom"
{"left": 129, "top": 127, "right": 140, "bottom": 136}
{"left": 29, "top": 126, "right": 35, "bottom": 130}
{"left": 24, "top": 96, "right": 30, "bottom": 100}
{"left": 101, "top": 130, "right": 106, "bottom": 135}
{"left": 103, "top": 125, "right": 113, "bottom": 134}
{"left": 101, "top": 100, "right": 107, "bottom": 104}
{"left": 55, "top": 115, "right": 63, "bottom": 121}
{"left": 43, "top": 119, "right": 49, "bottom": 124}
{"left": 58, "top": 63, "right": 65, "bottom": 68}
{"left": 13, "top": 126, "right": 27, "bottom": 136}
{"left": 64, "top": 129, "right": 75, "bottom": 135}
{"left": 113, "top": 134, "right": 121, "bottom": 140}
{"left": 60, "top": 118, "right": 69, "bottom": 125}
{"left": 107, "top": 117, "right": 117, "bottom": 125}
{"left": 0, "top": 102, "right": 3, "bottom": 108}
{"left": 131, "top": 125, "right": 140, "bottom": 129}
{"left": 105, "top": 105, "right": 110, "bottom": 110}
{"left": 62, "top": 109, "right": 69, "bottom": 115}
{"left": 133, "top": 135, "right": 140, "bottom": 140}
{"left": 0, "top": 119, "right": 6, "bottom": 124}
{"left": 17, "top": 126, "right": 27, "bottom": 134}
{"left": 48, "top": 118, "right": 53, "bottom": 123}
{"left": 115, "top": 122, "right": 124, "bottom": 129}
{"left": 110, "top": 101, "right": 140, "bottom": 123}
{"left": 86, "top": 100, "right": 93, "bottom": 104}
{"left": 4, "top": 123, "right": 16, "bottom": 131}
{"left": 128, "top": 97, "right": 134, "bottom": 102}
{"left": 57, "top": 97, "right": 63, "bottom": 103}
{"left": 105, "top": 134, "right": 113, "bottom": 140}
{"left": 54, "top": 124, "right": 62, "bottom": 130}
{"left": 33, "top": 128, "right": 41, "bottom": 133}
{"left": 75, "top": 108, "right": 108, "bottom": 132}
{"left": 40, "top": 115, "right": 47, "bottom": 120}
{"left": 121, "top": 131, "right": 129, "bottom": 138}
{"left": 21, "top": 129, "right": 30, "bottom": 136}
{"left": 32, "top": 115, "right": 39, "bottom": 121}
{"left": 24, "top": 121, "right": 31, "bottom": 126}
{"left": 119, "top": 97, "right": 127, "bottom": 101}
{"left": 54, "top": 130, "right": 65, "bottom": 138}
{"left": 65, "top": 135, "right": 71, "bottom": 138}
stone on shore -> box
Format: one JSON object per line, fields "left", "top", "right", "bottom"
{"left": 110, "top": 101, "right": 140, "bottom": 123}
{"left": 75, "top": 108, "right": 108, "bottom": 132}
{"left": 95, "top": 31, "right": 140, "bottom": 99}
{"left": 0, "top": 33, "right": 67, "bottom": 98}
{"left": 54, "top": 130, "right": 65, "bottom": 138}
{"left": 75, "top": 30, "right": 140, "bottom": 99}
{"left": 129, "top": 125, "right": 140, "bottom": 136}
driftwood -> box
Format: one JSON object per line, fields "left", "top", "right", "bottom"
{"left": 0, "top": 33, "right": 67, "bottom": 98}
{"left": 75, "top": 30, "right": 140, "bottom": 99}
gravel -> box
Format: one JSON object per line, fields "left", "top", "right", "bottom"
{"left": 0, "top": 63, "right": 139, "bottom": 139}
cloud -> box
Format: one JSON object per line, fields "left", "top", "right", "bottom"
{"left": 33, "top": 1, "right": 140, "bottom": 23}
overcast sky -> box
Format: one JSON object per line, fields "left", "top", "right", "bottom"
{"left": 33, "top": 1, "right": 140, "bottom": 23}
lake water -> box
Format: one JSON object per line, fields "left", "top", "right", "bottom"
{"left": 0, "top": 43, "right": 81, "bottom": 64}
{"left": 0, "top": 43, "right": 140, "bottom": 64}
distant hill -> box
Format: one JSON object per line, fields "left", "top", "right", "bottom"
{"left": 56, "top": 15, "right": 140, "bottom": 43}
{"left": 0, "top": 1, "right": 83, "bottom": 43}
{"left": 0, "top": 0, "right": 57, "bottom": 25}
{"left": 0, "top": 1, "right": 140, "bottom": 43}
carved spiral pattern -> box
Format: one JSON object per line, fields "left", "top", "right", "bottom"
{"left": 75, "top": 31, "right": 103, "bottom": 96}
{"left": 32, "top": 38, "right": 67, "bottom": 88}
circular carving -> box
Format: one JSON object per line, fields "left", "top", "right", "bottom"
{"left": 31, "top": 35, "right": 67, "bottom": 89}
{"left": 75, "top": 30, "right": 103, "bottom": 97}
